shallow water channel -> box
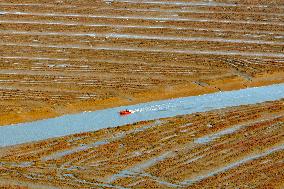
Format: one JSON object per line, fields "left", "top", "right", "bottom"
{"left": 0, "top": 83, "right": 284, "bottom": 147}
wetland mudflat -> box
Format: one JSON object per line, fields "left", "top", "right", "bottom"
{"left": 0, "top": 83, "right": 283, "bottom": 147}
{"left": 1, "top": 0, "right": 284, "bottom": 188}
{"left": 0, "top": 99, "right": 283, "bottom": 188}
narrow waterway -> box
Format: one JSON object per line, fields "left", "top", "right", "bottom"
{"left": 0, "top": 83, "right": 283, "bottom": 147}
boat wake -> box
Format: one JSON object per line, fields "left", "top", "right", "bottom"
{"left": 131, "top": 101, "right": 185, "bottom": 113}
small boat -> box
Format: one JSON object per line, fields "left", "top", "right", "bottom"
{"left": 119, "top": 109, "right": 132, "bottom": 116}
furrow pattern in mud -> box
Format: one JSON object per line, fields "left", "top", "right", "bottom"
{"left": 0, "top": 0, "right": 283, "bottom": 131}
{"left": 0, "top": 100, "right": 283, "bottom": 188}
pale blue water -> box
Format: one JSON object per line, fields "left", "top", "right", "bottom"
{"left": 0, "top": 83, "right": 283, "bottom": 147}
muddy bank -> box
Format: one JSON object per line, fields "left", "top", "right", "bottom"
{"left": 0, "top": 82, "right": 283, "bottom": 147}
{"left": 0, "top": 99, "right": 283, "bottom": 188}
{"left": 1, "top": 71, "right": 283, "bottom": 126}
{"left": 1, "top": 0, "right": 283, "bottom": 126}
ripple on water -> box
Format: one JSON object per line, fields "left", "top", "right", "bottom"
{"left": 0, "top": 83, "right": 284, "bottom": 147}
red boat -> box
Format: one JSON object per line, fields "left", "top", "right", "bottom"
{"left": 119, "top": 109, "right": 132, "bottom": 116}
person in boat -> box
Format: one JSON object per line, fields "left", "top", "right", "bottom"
{"left": 120, "top": 109, "right": 132, "bottom": 115}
